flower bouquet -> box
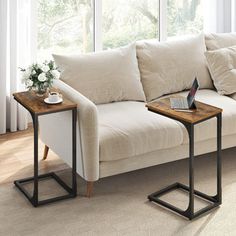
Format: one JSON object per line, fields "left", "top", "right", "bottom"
{"left": 20, "top": 61, "right": 60, "bottom": 96}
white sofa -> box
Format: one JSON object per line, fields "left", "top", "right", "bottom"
{"left": 39, "top": 33, "right": 236, "bottom": 195}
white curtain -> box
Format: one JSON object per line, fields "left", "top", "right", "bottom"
{"left": 204, "top": 0, "right": 236, "bottom": 33}
{"left": 0, "top": 0, "right": 36, "bottom": 134}
{"left": 216, "top": 0, "right": 234, "bottom": 33}
{"left": 232, "top": 0, "right": 236, "bottom": 31}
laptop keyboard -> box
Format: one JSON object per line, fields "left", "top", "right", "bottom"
{"left": 170, "top": 98, "right": 189, "bottom": 109}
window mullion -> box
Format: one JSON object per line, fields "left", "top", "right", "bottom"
{"left": 94, "top": 0, "right": 102, "bottom": 51}
{"left": 159, "top": 0, "right": 167, "bottom": 41}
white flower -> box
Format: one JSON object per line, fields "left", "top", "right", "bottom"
{"left": 32, "top": 70, "right": 36, "bottom": 75}
{"left": 38, "top": 73, "right": 47, "bottom": 82}
{"left": 50, "top": 70, "right": 60, "bottom": 79}
{"left": 26, "top": 80, "right": 33, "bottom": 87}
{"left": 41, "top": 65, "right": 50, "bottom": 73}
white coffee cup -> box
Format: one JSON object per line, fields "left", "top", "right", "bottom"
{"left": 48, "top": 92, "right": 61, "bottom": 103}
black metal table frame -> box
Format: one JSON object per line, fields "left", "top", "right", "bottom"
{"left": 14, "top": 107, "right": 77, "bottom": 207}
{"left": 148, "top": 113, "right": 222, "bottom": 220}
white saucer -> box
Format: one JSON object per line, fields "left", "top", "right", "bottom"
{"left": 44, "top": 97, "right": 63, "bottom": 104}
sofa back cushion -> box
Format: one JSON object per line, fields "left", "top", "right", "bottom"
{"left": 205, "top": 33, "right": 236, "bottom": 50}
{"left": 53, "top": 44, "right": 146, "bottom": 104}
{"left": 205, "top": 45, "right": 236, "bottom": 95}
{"left": 136, "top": 34, "right": 213, "bottom": 102}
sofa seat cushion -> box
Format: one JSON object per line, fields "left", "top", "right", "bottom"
{"left": 98, "top": 101, "right": 183, "bottom": 161}
{"left": 165, "top": 89, "right": 236, "bottom": 144}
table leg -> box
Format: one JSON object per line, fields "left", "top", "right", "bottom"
{"left": 217, "top": 113, "right": 222, "bottom": 204}
{"left": 33, "top": 114, "right": 39, "bottom": 207}
{"left": 186, "top": 124, "right": 194, "bottom": 219}
{"left": 72, "top": 108, "right": 77, "bottom": 197}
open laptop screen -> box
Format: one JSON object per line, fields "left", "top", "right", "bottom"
{"left": 187, "top": 78, "right": 200, "bottom": 107}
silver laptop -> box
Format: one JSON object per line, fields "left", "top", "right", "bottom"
{"left": 170, "top": 78, "right": 199, "bottom": 110}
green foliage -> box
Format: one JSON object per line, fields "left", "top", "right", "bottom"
{"left": 167, "top": 0, "right": 203, "bottom": 37}
{"left": 102, "top": 0, "right": 159, "bottom": 49}
{"left": 103, "top": 25, "right": 157, "bottom": 49}
{"left": 38, "top": 0, "right": 93, "bottom": 56}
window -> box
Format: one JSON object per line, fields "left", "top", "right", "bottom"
{"left": 37, "top": 0, "right": 93, "bottom": 61}
{"left": 37, "top": 0, "right": 203, "bottom": 59}
{"left": 102, "top": 0, "right": 159, "bottom": 50}
{"left": 167, "top": 0, "right": 203, "bottom": 38}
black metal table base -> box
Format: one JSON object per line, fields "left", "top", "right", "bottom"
{"left": 147, "top": 113, "right": 222, "bottom": 220}
{"left": 148, "top": 182, "right": 220, "bottom": 220}
{"left": 14, "top": 172, "right": 76, "bottom": 207}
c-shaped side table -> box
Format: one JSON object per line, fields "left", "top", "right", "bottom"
{"left": 146, "top": 98, "right": 222, "bottom": 220}
{"left": 13, "top": 91, "right": 77, "bottom": 207}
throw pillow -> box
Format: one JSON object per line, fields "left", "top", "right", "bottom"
{"left": 205, "top": 45, "right": 236, "bottom": 95}
{"left": 53, "top": 43, "right": 146, "bottom": 104}
{"left": 205, "top": 33, "right": 236, "bottom": 50}
{"left": 136, "top": 34, "right": 212, "bottom": 102}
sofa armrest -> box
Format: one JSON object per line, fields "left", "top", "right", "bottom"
{"left": 41, "top": 79, "right": 99, "bottom": 181}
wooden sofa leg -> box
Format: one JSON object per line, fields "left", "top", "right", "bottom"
{"left": 43, "top": 145, "right": 49, "bottom": 160}
{"left": 86, "top": 181, "right": 94, "bottom": 198}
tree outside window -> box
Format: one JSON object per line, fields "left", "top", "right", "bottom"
{"left": 38, "top": 0, "right": 93, "bottom": 61}
{"left": 167, "top": 0, "right": 203, "bottom": 38}
{"left": 102, "top": 0, "right": 159, "bottom": 50}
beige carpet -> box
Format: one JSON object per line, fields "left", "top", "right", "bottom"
{"left": 2, "top": 148, "right": 236, "bottom": 236}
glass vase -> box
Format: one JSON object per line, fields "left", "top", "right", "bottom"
{"left": 35, "top": 85, "right": 47, "bottom": 97}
